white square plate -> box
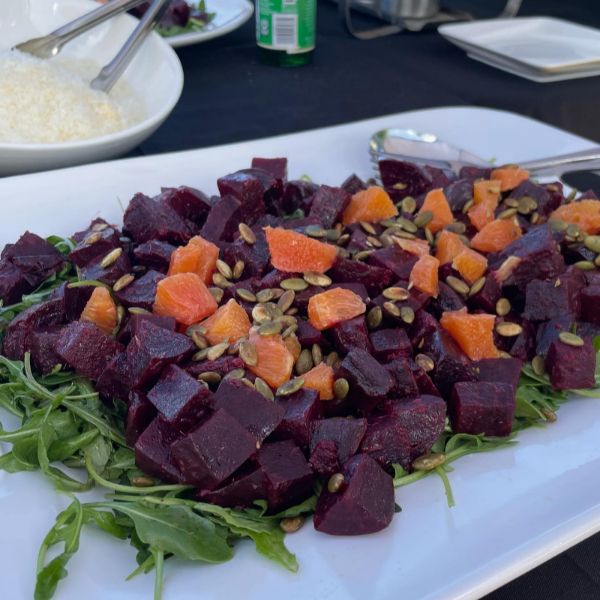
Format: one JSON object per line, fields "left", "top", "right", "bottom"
{"left": 1, "top": 107, "right": 600, "bottom": 600}
{"left": 439, "top": 17, "right": 600, "bottom": 74}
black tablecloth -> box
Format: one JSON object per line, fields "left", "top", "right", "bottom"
{"left": 137, "top": 1, "right": 600, "bottom": 598}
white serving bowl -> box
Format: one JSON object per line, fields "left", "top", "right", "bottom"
{"left": 0, "top": 0, "right": 184, "bottom": 176}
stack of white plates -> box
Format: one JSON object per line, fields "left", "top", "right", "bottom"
{"left": 439, "top": 17, "right": 600, "bottom": 83}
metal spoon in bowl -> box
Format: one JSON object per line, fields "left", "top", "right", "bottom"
{"left": 369, "top": 128, "right": 600, "bottom": 179}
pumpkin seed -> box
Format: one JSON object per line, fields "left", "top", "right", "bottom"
{"left": 128, "top": 307, "right": 151, "bottom": 315}
{"left": 530, "top": 212, "right": 540, "bottom": 225}
{"left": 312, "top": 343, "right": 323, "bottom": 366}
{"left": 540, "top": 408, "right": 557, "bottom": 422}
{"left": 496, "top": 322, "right": 523, "bottom": 337}
{"left": 458, "top": 234, "right": 471, "bottom": 247}
{"left": 488, "top": 185, "right": 501, "bottom": 194}
{"left": 207, "top": 342, "right": 229, "bottom": 361}
{"left": 574, "top": 260, "right": 596, "bottom": 271}
{"left": 276, "top": 378, "right": 305, "bottom": 396}
{"left": 212, "top": 273, "right": 233, "bottom": 288}
{"left": 238, "top": 223, "right": 256, "bottom": 244}
{"left": 393, "top": 182, "right": 408, "bottom": 191}
{"left": 495, "top": 298, "right": 511, "bottom": 317}
{"left": 192, "top": 348, "right": 209, "bottom": 361}
{"left": 92, "top": 223, "right": 109, "bottom": 232}
{"left": 255, "top": 377, "right": 274, "bottom": 401}
{"left": 100, "top": 247, "right": 123, "bottom": 268}
{"left": 401, "top": 197, "right": 417, "bottom": 214}
{"left": 132, "top": 265, "right": 147, "bottom": 274}
{"left": 326, "top": 352, "right": 339, "bottom": 367}
{"left": 383, "top": 287, "right": 410, "bottom": 301}
{"left": 367, "top": 306, "right": 383, "bottom": 329}
{"left": 327, "top": 473, "right": 345, "bottom": 493}
{"left": 281, "top": 278, "right": 309, "bottom": 291}
{"left": 277, "top": 289, "right": 295, "bottom": 312}
{"left": 227, "top": 339, "right": 243, "bottom": 355}
{"left": 258, "top": 321, "right": 283, "bottom": 336}
{"left": 397, "top": 217, "right": 418, "bottom": 233}
{"left": 236, "top": 288, "right": 257, "bottom": 302}
{"left": 567, "top": 188, "right": 578, "bottom": 202}
{"left": 232, "top": 260, "right": 245, "bottom": 280}
{"left": 558, "top": 331, "right": 584, "bottom": 346}
{"left": 209, "top": 287, "right": 224, "bottom": 303}
{"left": 383, "top": 301, "right": 400, "bottom": 317}
{"left": 379, "top": 219, "right": 397, "bottom": 229}
{"left": 412, "top": 453, "right": 445, "bottom": 471}
{"left": 334, "top": 378, "right": 349, "bottom": 400}
{"left": 131, "top": 476, "right": 155, "bottom": 487}
{"left": 264, "top": 302, "right": 283, "bottom": 320}
{"left": 400, "top": 306, "right": 415, "bottom": 324}
{"left": 469, "top": 276, "right": 486, "bottom": 296}
{"left": 239, "top": 340, "right": 258, "bottom": 366}
{"left": 498, "top": 208, "right": 518, "bottom": 220}
{"left": 304, "top": 271, "right": 332, "bottom": 287}
{"left": 337, "top": 246, "right": 351, "bottom": 259}
{"left": 354, "top": 250, "right": 374, "bottom": 261}
{"left": 566, "top": 224, "right": 581, "bottom": 238}
{"left": 280, "top": 516, "right": 304, "bottom": 533}
{"left": 532, "top": 355, "right": 546, "bottom": 376}
{"left": 306, "top": 225, "right": 327, "bottom": 238}
{"left": 337, "top": 233, "right": 350, "bottom": 246}
{"left": 446, "top": 276, "right": 469, "bottom": 296}
{"left": 595, "top": 255, "right": 600, "bottom": 267}
{"left": 326, "top": 229, "right": 341, "bottom": 242}
{"left": 367, "top": 235, "right": 383, "bottom": 248}
{"left": 407, "top": 281, "right": 414, "bottom": 290}
{"left": 116, "top": 305, "right": 126, "bottom": 326}
{"left": 296, "top": 349, "right": 314, "bottom": 375}
{"left": 84, "top": 232, "right": 102, "bottom": 245}
{"left": 120, "top": 237, "right": 132, "bottom": 245}
{"left": 546, "top": 184, "right": 559, "bottom": 193}
{"left": 113, "top": 274, "right": 134, "bottom": 292}
{"left": 413, "top": 211, "right": 433, "bottom": 228}
{"left": 198, "top": 371, "right": 222, "bottom": 385}
{"left": 192, "top": 331, "right": 209, "bottom": 350}
{"left": 425, "top": 227, "right": 435, "bottom": 246}
{"left": 444, "top": 221, "right": 467, "bottom": 235}
{"left": 216, "top": 259, "right": 232, "bottom": 279}
{"left": 462, "top": 199, "right": 475, "bottom": 214}
{"left": 395, "top": 230, "right": 418, "bottom": 241}
{"left": 549, "top": 219, "right": 568, "bottom": 232}
{"left": 239, "top": 378, "right": 254, "bottom": 389}
{"left": 358, "top": 221, "right": 375, "bottom": 235}
{"left": 379, "top": 234, "right": 394, "bottom": 248}
{"left": 504, "top": 198, "right": 519, "bottom": 208}
{"left": 256, "top": 289, "right": 275, "bottom": 303}
{"left": 223, "top": 368, "right": 245, "bottom": 381}
{"left": 415, "top": 354, "right": 434, "bottom": 372}
{"left": 276, "top": 315, "right": 297, "bottom": 328}
{"left": 281, "top": 324, "right": 298, "bottom": 339}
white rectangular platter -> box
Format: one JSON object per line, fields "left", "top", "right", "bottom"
{"left": 1, "top": 107, "right": 600, "bottom": 600}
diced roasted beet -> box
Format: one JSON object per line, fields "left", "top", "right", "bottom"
{"left": 379, "top": 160, "right": 432, "bottom": 202}
{"left": 369, "top": 246, "right": 418, "bottom": 281}
{"left": 71, "top": 218, "right": 111, "bottom": 244}
{"left": 359, "top": 414, "right": 412, "bottom": 469}
{"left": 223, "top": 229, "right": 271, "bottom": 278}
{"left": 274, "top": 387, "right": 323, "bottom": 451}
{"left": 2, "top": 297, "right": 65, "bottom": 361}
{"left": 214, "top": 379, "right": 285, "bottom": 442}
{"left": 577, "top": 321, "right": 600, "bottom": 340}
{"left": 96, "top": 352, "right": 131, "bottom": 400}
{"left": 347, "top": 229, "right": 371, "bottom": 253}
{"left": 508, "top": 180, "right": 563, "bottom": 218}
{"left": 171, "top": 409, "right": 257, "bottom": 489}
{"left": 126, "top": 391, "right": 157, "bottom": 447}
{"left": 385, "top": 358, "right": 420, "bottom": 398}
{"left": 370, "top": 328, "right": 412, "bottom": 362}
{"left": 256, "top": 440, "right": 313, "bottom": 511}
{"left": 524, "top": 271, "right": 585, "bottom": 322}
{"left": 281, "top": 216, "right": 324, "bottom": 234}
{"left": 314, "top": 453, "right": 394, "bottom": 536}
{"left": 341, "top": 348, "right": 395, "bottom": 414}
{"left": 200, "top": 195, "right": 243, "bottom": 243}
{"left": 26, "top": 326, "right": 64, "bottom": 375}
{"left": 147, "top": 365, "right": 212, "bottom": 432}
{"left": 113, "top": 270, "right": 164, "bottom": 311}
{"left": 69, "top": 226, "right": 122, "bottom": 268}
{"left": 581, "top": 287, "right": 600, "bottom": 325}
{"left": 123, "top": 193, "right": 191, "bottom": 245}
{"left": 459, "top": 166, "right": 493, "bottom": 181}
{"left": 330, "top": 258, "right": 392, "bottom": 297}
{"left": 184, "top": 356, "right": 245, "bottom": 379}
{"left": 329, "top": 283, "right": 370, "bottom": 306}
{"left": 425, "top": 165, "right": 453, "bottom": 189}
{"left": 341, "top": 173, "right": 368, "bottom": 195}
{"left": 475, "top": 357, "right": 523, "bottom": 391}
{"left": 221, "top": 277, "right": 260, "bottom": 304}
{"left": 409, "top": 359, "right": 442, "bottom": 397}
{"left": 546, "top": 336, "right": 596, "bottom": 390}
{"left": 322, "top": 395, "right": 356, "bottom": 419}
{"left": 294, "top": 286, "right": 324, "bottom": 312}
{"left": 535, "top": 314, "right": 576, "bottom": 358}
{"left": 467, "top": 272, "right": 502, "bottom": 313}
{"left": 490, "top": 225, "right": 564, "bottom": 289}
{"left": 55, "top": 322, "right": 124, "bottom": 381}
{"left": 331, "top": 316, "right": 371, "bottom": 355}
{"left": 252, "top": 157, "right": 288, "bottom": 184}
{"left": 158, "top": 186, "right": 211, "bottom": 224}
{"left": 428, "top": 281, "right": 466, "bottom": 320}
{"left": 127, "top": 320, "right": 195, "bottom": 389}
{"left": 258, "top": 268, "right": 299, "bottom": 291}
{"left": 410, "top": 310, "right": 477, "bottom": 399}
{"left": 309, "top": 185, "right": 351, "bottom": 229}
{"left": 2, "top": 231, "right": 58, "bottom": 261}
{"left": 134, "top": 417, "right": 184, "bottom": 482}
{"left": 508, "top": 317, "right": 536, "bottom": 362}
{"left": 117, "top": 314, "right": 177, "bottom": 345}
{"left": 0, "top": 259, "right": 33, "bottom": 305}
{"left": 443, "top": 179, "right": 474, "bottom": 212}
{"left": 372, "top": 287, "right": 430, "bottom": 326}
{"left": 309, "top": 417, "right": 367, "bottom": 464}
{"left": 11, "top": 254, "right": 65, "bottom": 287}
{"left": 133, "top": 240, "right": 175, "bottom": 272}
{"left": 309, "top": 440, "right": 339, "bottom": 476}
{"left": 282, "top": 180, "right": 319, "bottom": 214}
{"left": 217, "top": 171, "right": 267, "bottom": 223}
{"left": 294, "top": 319, "right": 324, "bottom": 346}
{"left": 50, "top": 281, "right": 95, "bottom": 322}
{"left": 80, "top": 251, "right": 131, "bottom": 287}
{"left": 449, "top": 382, "right": 516, "bottom": 437}
{"left": 196, "top": 462, "right": 267, "bottom": 509}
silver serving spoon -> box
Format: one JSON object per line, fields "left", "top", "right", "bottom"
{"left": 369, "top": 128, "right": 600, "bottom": 179}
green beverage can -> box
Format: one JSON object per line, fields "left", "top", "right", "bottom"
{"left": 256, "top": 0, "right": 317, "bottom": 67}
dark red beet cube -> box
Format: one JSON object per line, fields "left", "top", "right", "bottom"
{"left": 80, "top": 251, "right": 131, "bottom": 287}
{"left": 69, "top": 226, "right": 122, "bottom": 269}
{"left": 309, "top": 417, "right": 367, "bottom": 465}
{"left": 3, "top": 297, "right": 65, "bottom": 361}
{"left": 294, "top": 318, "right": 324, "bottom": 347}
{"left": 148, "top": 365, "right": 212, "bottom": 432}
{"left": 222, "top": 277, "right": 260, "bottom": 304}
{"left": 196, "top": 463, "right": 267, "bottom": 509}
{"left": 409, "top": 359, "right": 442, "bottom": 397}
{"left": 183, "top": 356, "right": 245, "bottom": 379}
{"left": 359, "top": 414, "right": 412, "bottom": 469}
{"left": 294, "top": 286, "right": 324, "bottom": 312}
{"left": 2, "top": 231, "right": 58, "bottom": 261}
{"left": 282, "top": 180, "right": 319, "bottom": 214}
{"left": 133, "top": 240, "right": 175, "bottom": 273}
{"left": 475, "top": 357, "right": 523, "bottom": 391}
{"left": 214, "top": 379, "right": 285, "bottom": 442}
{"left": 524, "top": 270, "right": 585, "bottom": 322}
{"left": 309, "top": 440, "right": 340, "bottom": 476}
{"left": 330, "top": 258, "right": 392, "bottom": 297}
{"left": 459, "top": 166, "right": 493, "bottom": 181}
{"left": 158, "top": 186, "right": 211, "bottom": 224}
{"left": 123, "top": 193, "right": 191, "bottom": 245}
{"left": 347, "top": 229, "right": 371, "bottom": 253}
{"left": 385, "top": 358, "right": 420, "bottom": 398}
{"left": 309, "top": 185, "right": 351, "bottom": 229}
{"left": 251, "top": 157, "right": 288, "bottom": 184}
{"left": 217, "top": 171, "right": 267, "bottom": 224}
{"left": 508, "top": 180, "right": 562, "bottom": 218}
{"left": 372, "top": 287, "right": 430, "bottom": 327}
{"left": 370, "top": 328, "right": 412, "bottom": 362}
{"left": 314, "top": 453, "right": 394, "bottom": 536}
{"left": 282, "top": 216, "right": 324, "bottom": 234}
{"left": 171, "top": 409, "right": 257, "bottom": 489}
{"left": 581, "top": 287, "right": 600, "bottom": 325}
{"left": 444, "top": 179, "right": 474, "bottom": 212}
{"left": 468, "top": 273, "right": 502, "bottom": 313}
{"left": 507, "top": 317, "right": 536, "bottom": 362}
{"left": 223, "top": 229, "right": 271, "bottom": 278}
{"left": 96, "top": 352, "right": 131, "bottom": 400}
{"left": 127, "top": 320, "right": 195, "bottom": 389}
{"left": 126, "top": 391, "right": 157, "bottom": 447}
{"left": 200, "top": 195, "right": 242, "bottom": 243}
{"left": 340, "top": 173, "right": 367, "bottom": 195}
{"left": 379, "top": 160, "right": 432, "bottom": 202}
{"left": 55, "top": 322, "right": 124, "bottom": 382}
{"left": 429, "top": 281, "right": 466, "bottom": 320}
{"left": 117, "top": 313, "right": 177, "bottom": 345}
{"left": 11, "top": 253, "right": 65, "bottom": 288}
{"left": 341, "top": 348, "right": 395, "bottom": 414}
{"left": 113, "top": 270, "right": 165, "bottom": 311}
{"left": 50, "top": 281, "right": 94, "bottom": 322}
{"left": 258, "top": 268, "right": 299, "bottom": 290}
{"left": 546, "top": 336, "right": 596, "bottom": 390}
{"left": 331, "top": 316, "right": 371, "bottom": 355}
{"left": 72, "top": 218, "right": 113, "bottom": 244}
{"left": 577, "top": 321, "right": 600, "bottom": 340}
{"left": 0, "top": 259, "right": 33, "bottom": 305}
{"left": 535, "top": 314, "right": 576, "bottom": 358}
{"left": 26, "top": 326, "right": 64, "bottom": 375}
{"left": 134, "top": 416, "right": 184, "bottom": 483}
{"left": 256, "top": 440, "right": 313, "bottom": 511}
{"left": 369, "top": 246, "right": 419, "bottom": 281}
{"left": 449, "top": 382, "right": 516, "bottom": 437}
{"left": 274, "top": 387, "right": 323, "bottom": 451}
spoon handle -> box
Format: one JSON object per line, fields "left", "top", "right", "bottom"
{"left": 520, "top": 148, "right": 600, "bottom": 178}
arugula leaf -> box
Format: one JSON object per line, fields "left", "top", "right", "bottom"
{"left": 246, "top": 528, "right": 298, "bottom": 573}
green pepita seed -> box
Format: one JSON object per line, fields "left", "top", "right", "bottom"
{"left": 327, "top": 473, "right": 345, "bottom": 493}
{"left": 232, "top": 260, "right": 245, "bottom": 280}
{"left": 304, "top": 271, "right": 332, "bottom": 287}
{"left": 255, "top": 377, "right": 274, "bottom": 401}
{"left": 337, "top": 247, "right": 351, "bottom": 260}
{"left": 498, "top": 208, "right": 518, "bottom": 220}
{"left": 558, "top": 331, "right": 584, "bottom": 346}
{"left": 280, "top": 516, "right": 304, "bottom": 533}
{"left": 462, "top": 199, "right": 475, "bottom": 214}
{"left": 379, "top": 234, "right": 394, "bottom": 248}
{"left": 354, "top": 250, "right": 374, "bottom": 261}
{"left": 326, "top": 352, "right": 339, "bottom": 367}
{"left": 227, "top": 339, "right": 243, "bottom": 355}
{"left": 595, "top": 255, "right": 600, "bottom": 267}
{"left": 263, "top": 302, "right": 283, "bottom": 320}
{"left": 412, "top": 453, "right": 445, "bottom": 471}
{"left": 504, "top": 198, "right": 519, "bottom": 209}
{"left": 444, "top": 221, "right": 467, "bottom": 235}
{"left": 383, "top": 301, "right": 400, "bottom": 317}
{"left": 277, "top": 289, "right": 295, "bottom": 312}
{"left": 276, "top": 378, "right": 305, "bottom": 397}
{"left": 198, "top": 371, "right": 222, "bottom": 385}
{"left": 469, "top": 276, "right": 486, "bottom": 296}
{"left": 415, "top": 354, "right": 434, "bottom": 372}
{"left": 413, "top": 211, "right": 433, "bottom": 228}
{"left": 446, "top": 276, "right": 469, "bottom": 296}
{"left": 240, "top": 378, "right": 255, "bottom": 389}
{"left": 458, "top": 234, "right": 471, "bottom": 247}
{"left": 312, "top": 343, "right": 323, "bottom": 366}
{"left": 223, "top": 368, "right": 245, "bottom": 381}
{"left": 547, "top": 185, "right": 559, "bottom": 193}
{"left": 400, "top": 306, "right": 415, "bottom": 324}
{"left": 401, "top": 197, "right": 417, "bottom": 214}
{"left": 549, "top": 219, "right": 568, "bottom": 232}
{"left": 495, "top": 298, "right": 511, "bottom": 317}
{"left": 212, "top": 273, "right": 233, "bottom": 288}
{"left": 132, "top": 265, "right": 147, "bottom": 274}
{"left": 92, "top": 223, "right": 109, "bottom": 232}
{"left": 337, "top": 233, "right": 350, "bottom": 246}
{"left": 530, "top": 212, "right": 540, "bottom": 225}
{"left": 367, "top": 235, "right": 383, "bottom": 248}
{"left": 496, "top": 322, "right": 523, "bottom": 337}
{"left": 393, "top": 182, "right": 408, "bottom": 191}
{"left": 326, "top": 229, "right": 341, "bottom": 242}
{"left": 192, "top": 348, "right": 209, "bottom": 362}
{"left": 216, "top": 259, "right": 232, "bottom": 279}
{"left": 276, "top": 315, "right": 297, "bottom": 328}
{"left": 251, "top": 305, "right": 270, "bottom": 325}
{"left": 566, "top": 224, "right": 581, "bottom": 238}
{"left": 380, "top": 219, "right": 399, "bottom": 229}
{"left": 306, "top": 225, "right": 327, "bottom": 238}
{"left": 100, "top": 247, "right": 123, "bottom": 269}
{"left": 236, "top": 288, "right": 257, "bottom": 302}
{"left": 567, "top": 188, "right": 578, "bottom": 202}
{"left": 207, "top": 342, "right": 229, "bottom": 361}
{"left": 383, "top": 287, "right": 410, "bottom": 301}
{"left": 425, "top": 227, "right": 435, "bottom": 246}
{"left": 281, "top": 278, "right": 309, "bottom": 291}
{"left": 255, "top": 289, "right": 274, "bottom": 303}
{"left": 532, "top": 355, "right": 546, "bottom": 376}
{"left": 84, "top": 232, "right": 102, "bottom": 245}
{"left": 360, "top": 221, "right": 377, "bottom": 235}
{"left": 258, "top": 321, "right": 283, "bottom": 336}
{"left": 113, "top": 274, "right": 134, "bottom": 292}
{"left": 192, "top": 331, "right": 209, "bottom": 350}
{"left": 128, "top": 307, "right": 151, "bottom": 315}
{"left": 334, "top": 378, "right": 349, "bottom": 400}
{"left": 209, "top": 287, "right": 224, "bottom": 303}
{"left": 239, "top": 340, "right": 258, "bottom": 366}
{"left": 397, "top": 217, "right": 418, "bottom": 233}
{"left": 116, "top": 305, "right": 126, "bottom": 326}
{"left": 296, "top": 349, "right": 313, "bottom": 375}
{"left": 540, "top": 408, "right": 557, "bottom": 422}
{"left": 367, "top": 306, "right": 383, "bottom": 329}
{"left": 488, "top": 185, "right": 501, "bottom": 194}
{"left": 574, "top": 260, "right": 596, "bottom": 271}
{"left": 131, "top": 476, "right": 155, "bottom": 487}
{"left": 238, "top": 223, "right": 256, "bottom": 244}
{"left": 281, "top": 324, "right": 298, "bottom": 340}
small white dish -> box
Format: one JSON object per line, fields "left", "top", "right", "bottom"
{"left": 0, "top": 0, "right": 184, "bottom": 176}
{"left": 440, "top": 17, "right": 600, "bottom": 74}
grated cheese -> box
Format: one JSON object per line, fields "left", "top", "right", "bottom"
{"left": 0, "top": 50, "right": 145, "bottom": 144}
